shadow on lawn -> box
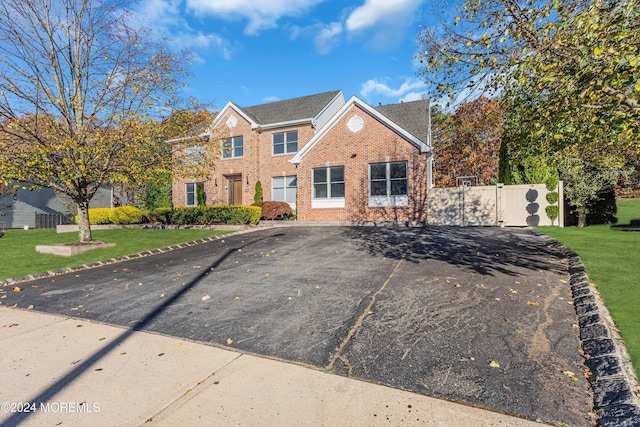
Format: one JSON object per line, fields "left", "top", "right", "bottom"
{"left": 344, "top": 226, "right": 566, "bottom": 277}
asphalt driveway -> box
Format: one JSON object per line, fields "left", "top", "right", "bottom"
{"left": 1, "top": 226, "right": 593, "bottom": 426}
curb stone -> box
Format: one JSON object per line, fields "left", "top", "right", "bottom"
{"left": 534, "top": 230, "right": 640, "bottom": 427}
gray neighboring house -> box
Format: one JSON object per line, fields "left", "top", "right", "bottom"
{"left": 0, "top": 187, "right": 112, "bottom": 229}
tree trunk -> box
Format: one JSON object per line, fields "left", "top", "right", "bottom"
{"left": 77, "top": 202, "right": 92, "bottom": 242}
{"left": 577, "top": 213, "right": 587, "bottom": 228}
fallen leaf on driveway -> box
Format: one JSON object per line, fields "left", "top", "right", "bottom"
{"left": 563, "top": 370, "right": 579, "bottom": 381}
{"left": 201, "top": 295, "right": 211, "bottom": 301}
{"left": 227, "top": 338, "right": 233, "bottom": 345}
{"left": 526, "top": 301, "right": 540, "bottom": 306}
{"left": 27, "top": 305, "right": 33, "bottom": 310}
{"left": 12, "top": 286, "right": 21, "bottom": 292}
{"left": 489, "top": 361, "right": 500, "bottom": 368}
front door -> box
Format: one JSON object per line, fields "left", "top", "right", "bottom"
{"left": 227, "top": 175, "right": 243, "bottom": 205}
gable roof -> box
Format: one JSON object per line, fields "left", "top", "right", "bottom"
{"left": 375, "top": 99, "right": 430, "bottom": 146}
{"left": 290, "top": 96, "right": 432, "bottom": 164}
{"left": 240, "top": 90, "right": 342, "bottom": 126}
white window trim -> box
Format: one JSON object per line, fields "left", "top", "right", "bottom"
{"left": 312, "top": 166, "right": 345, "bottom": 208}
{"left": 312, "top": 198, "right": 345, "bottom": 209}
{"left": 185, "top": 182, "right": 202, "bottom": 207}
{"left": 272, "top": 131, "right": 298, "bottom": 156}
{"left": 368, "top": 161, "right": 408, "bottom": 207}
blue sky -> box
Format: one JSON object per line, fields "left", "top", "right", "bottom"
{"left": 133, "top": 0, "right": 440, "bottom": 110}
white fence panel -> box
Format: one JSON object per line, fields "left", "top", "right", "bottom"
{"left": 427, "top": 183, "right": 563, "bottom": 227}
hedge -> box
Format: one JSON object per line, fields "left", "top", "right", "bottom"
{"left": 110, "top": 206, "right": 143, "bottom": 224}
{"left": 76, "top": 208, "right": 111, "bottom": 225}
{"left": 152, "top": 206, "right": 261, "bottom": 225}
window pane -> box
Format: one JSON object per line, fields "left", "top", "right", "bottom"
{"left": 273, "top": 133, "right": 284, "bottom": 144}
{"left": 370, "top": 163, "right": 387, "bottom": 180}
{"left": 286, "top": 176, "right": 297, "bottom": 187}
{"left": 330, "top": 166, "right": 344, "bottom": 182}
{"left": 273, "top": 187, "right": 284, "bottom": 201}
{"left": 390, "top": 162, "right": 407, "bottom": 178}
{"left": 390, "top": 179, "right": 408, "bottom": 195}
{"left": 234, "top": 145, "right": 243, "bottom": 157}
{"left": 273, "top": 143, "right": 284, "bottom": 155}
{"left": 273, "top": 177, "right": 284, "bottom": 187}
{"left": 370, "top": 181, "right": 387, "bottom": 196}
{"left": 286, "top": 131, "right": 298, "bottom": 142}
{"left": 285, "top": 187, "right": 297, "bottom": 203}
{"left": 313, "top": 168, "right": 327, "bottom": 183}
{"left": 331, "top": 183, "right": 345, "bottom": 198}
{"left": 314, "top": 183, "right": 327, "bottom": 198}
{"left": 286, "top": 141, "right": 298, "bottom": 153}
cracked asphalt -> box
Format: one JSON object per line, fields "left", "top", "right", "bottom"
{"left": 0, "top": 226, "right": 593, "bottom": 426}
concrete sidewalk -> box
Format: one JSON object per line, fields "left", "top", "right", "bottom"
{"left": 0, "top": 309, "right": 543, "bottom": 427}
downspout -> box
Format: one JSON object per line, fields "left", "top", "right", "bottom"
{"left": 426, "top": 99, "right": 434, "bottom": 190}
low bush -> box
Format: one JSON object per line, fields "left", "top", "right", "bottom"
{"left": 152, "top": 206, "right": 261, "bottom": 225}
{"left": 76, "top": 208, "right": 111, "bottom": 225}
{"left": 252, "top": 201, "right": 292, "bottom": 220}
{"left": 109, "top": 206, "right": 143, "bottom": 224}
{"left": 546, "top": 191, "right": 559, "bottom": 204}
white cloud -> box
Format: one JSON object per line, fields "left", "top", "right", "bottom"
{"left": 134, "top": 0, "right": 235, "bottom": 59}
{"left": 399, "top": 92, "right": 425, "bottom": 102}
{"left": 185, "top": 0, "right": 326, "bottom": 35}
{"left": 313, "top": 22, "right": 342, "bottom": 55}
{"left": 361, "top": 77, "right": 426, "bottom": 101}
{"left": 262, "top": 96, "right": 281, "bottom": 103}
{"left": 346, "top": 0, "right": 423, "bottom": 32}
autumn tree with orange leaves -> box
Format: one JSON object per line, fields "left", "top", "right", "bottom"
{"left": 433, "top": 96, "right": 503, "bottom": 187}
{"left": 0, "top": 0, "right": 218, "bottom": 242}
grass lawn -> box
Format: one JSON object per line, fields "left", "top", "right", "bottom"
{"left": 538, "top": 198, "right": 640, "bottom": 378}
{"left": 0, "top": 228, "right": 233, "bottom": 281}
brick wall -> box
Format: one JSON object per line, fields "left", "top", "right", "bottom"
{"left": 296, "top": 105, "right": 429, "bottom": 222}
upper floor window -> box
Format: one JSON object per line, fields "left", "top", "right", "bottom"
{"left": 273, "top": 131, "right": 298, "bottom": 155}
{"left": 222, "top": 136, "right": 243, "bottom": 159}
{"left": 184, "top": 145, "right": 204, "bottom": 165}
{"left": 313, "top": 166, "right": 345, "bottom": 199}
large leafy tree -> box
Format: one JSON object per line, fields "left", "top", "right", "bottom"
{"left": 433, "top": 96, "right": 503, "bottom": 187}
{"left": 0, "top": 0, "right": 216, "bottom": 242}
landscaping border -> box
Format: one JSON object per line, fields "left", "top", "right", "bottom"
{"left": 534, "top": 230, "right": 640, "bottom": 427}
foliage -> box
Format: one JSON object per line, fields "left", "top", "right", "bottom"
{"left": 558, "top": 147, "right": 625, "bottom": 227}
{"left": 546, "top": 192, "right": 560, "bottom": 205}
{"left": 109, "top": 206, "right": 143, "bottom": 225}
{"left": 154, "top": 206, "right": 261, "bottom": 225}
{"left": 417, "top": 0, "right": 640, "bottom": 154}
{"left": 196, "top": 183, "right": 205, "bottom": 207}
{"left": 252, "top": 201, "right": 293, "bottom": 220}
{"left": 545, "top": 205, "right": 560, "bottom": 224}
{"left": 0, "top": 0, "right": 201, "bottom": 242}
{"left": 511, "top": 154, "right": 558, "bottom": 185}
{"left": 144, "top": 176, "right": 173, "bottom": 210}
{"left": 254, "top": 181, "right": 263, "bottom": 203}
{"left": 546, "top": 175, "right": 560, "bottom": 192}
{"left": 75, "top": 208, "right": 111, "bottom": 225}
{"left": 433, "top": 96, "right": 503, "bottom": 187}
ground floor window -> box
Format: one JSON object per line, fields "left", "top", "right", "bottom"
{"left": 369, "top": 161, "right": 408, "bottom": 207}
{"left": 312, "top": 166, "right": 345, "bottom": 208}
{"left": 185, "top": 182, "right": 204, "bottom": 206}
{"left": 272, "top": 176, "right": 297, "bottom": 205}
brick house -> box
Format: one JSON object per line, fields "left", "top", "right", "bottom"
{"left": 172, "top": 90, "right": 434, "bottom": 222}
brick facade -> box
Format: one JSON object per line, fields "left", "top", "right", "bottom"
{"left": 172, "top": 91, "right": 433, "bottom": 222}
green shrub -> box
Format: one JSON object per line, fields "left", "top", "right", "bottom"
{"left": 110, "top": 206, "right": 143, "bottom": 224}
{"left": 152, "top": 206, "right": 261, "bottom": 225}
{"left": 254, "top": 181, "right": 263, "bottom": 203}
{"left": 545, "top": 205, "right": 560, "bottom": 224}
{"left": 545, "top": 175, "right": 559, "bottom": 191}
{"left": 151, "top": 208, "right": 174, "bottom": 224}
{"left": 546, "top": 191, "right": 559, "bottom": 205}
{"left": 75, "top": 208, "right": 111, "bottom": 225}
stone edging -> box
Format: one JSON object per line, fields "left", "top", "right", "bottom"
{"left": 535, "top": 231, "right": 640, "bottom": 426}
{"left": 0, "top": 227, "right": 263, "bottom": 288}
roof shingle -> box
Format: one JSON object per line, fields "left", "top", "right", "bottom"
{"left": 240, "top": 90, "right": 341, "bottom": 125}
{"left": 374, "top": 99, "right": 430, "bottom": 145}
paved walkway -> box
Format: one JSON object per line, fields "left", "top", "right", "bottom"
{"left": 0, "top": 309, "right": 543, "bottom": 426}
